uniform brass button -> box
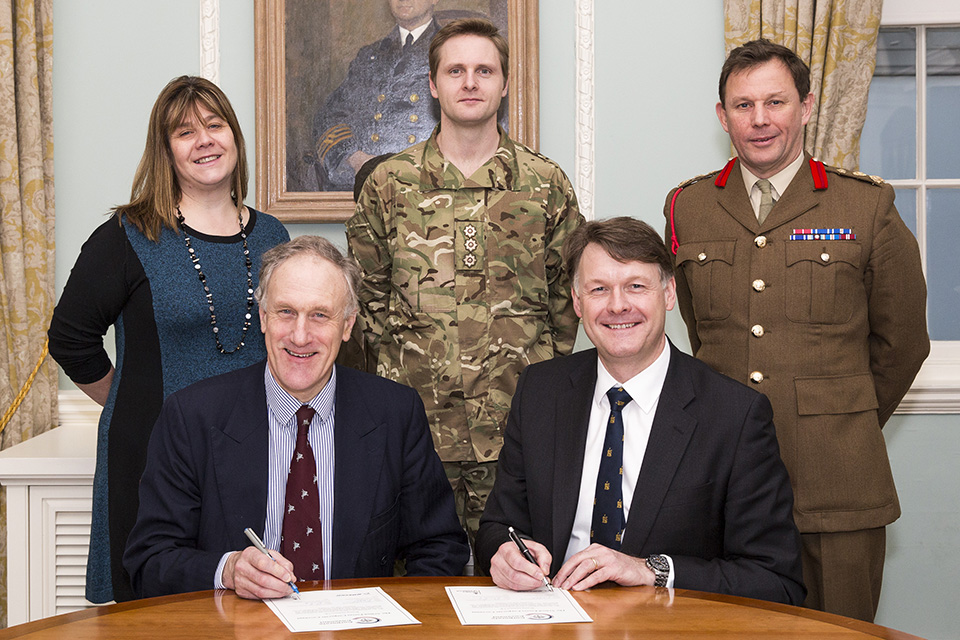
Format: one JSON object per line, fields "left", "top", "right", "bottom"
{"left": 409, "top": 114, "right": 419, "bottom": 123}
{"left": 751, "top": 324, "right": 765, "bottom": 338}
{"left": 408, "top": 134, "right": 416, "bottom": 144}
{"left": 821, "top": 252, "right": 830, "bottom": 262}
{"left": 755, "top": 235, "right": 767, "bottom": 248}
{"left": 377, "top": 94, "right": 386, "bottom": 102}
{"left": 698, "top": 252, "right": 707, "bottom": 262}
{"left": 752, "top": 279, "right": 766, "bottom": 292}
{"left": 374, "top": 112, "right": 382, "bottom": 121}
{"left": 410, "top": 93, "right": 419, "bottom": 102}
{"left": 371, "top": 133, "right": 380, "bottom": 142}
{"left": 750, "top": 371, "right": 764, "bottom": 384}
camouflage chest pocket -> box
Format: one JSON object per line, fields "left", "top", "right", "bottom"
{"left": 485, "top": 207, "right": 549, "bottom": 316}
{"left": 392, "top": 229, "right": 457, "bottom": 314}
{"left": 676, "top": 241, "right": 736, "bottom": 321}
{"left": 784, "top": 241, "right": 863, "bottom": 324}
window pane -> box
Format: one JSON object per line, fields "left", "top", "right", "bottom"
{"left": 926, "top": 189, "right": 960, "bottom": 340}
{"left": 894, "top": 187, "right": 918, "bottom": 238}
{"left": 862, "top": 28, "right": 916, "bottom": 179}
{"left": 926, "top": 27, "right": 960, "bottom": 179}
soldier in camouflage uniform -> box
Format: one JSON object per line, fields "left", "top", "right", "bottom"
{"left": 346, "top": 18, "right": 583, "bottom": 551}
{"left": 314, "top": 1, "right": 441, "bottom": 191}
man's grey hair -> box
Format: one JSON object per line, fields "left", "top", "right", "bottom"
{"left": 254, "top": 235, "right": 361, "bottom": 316}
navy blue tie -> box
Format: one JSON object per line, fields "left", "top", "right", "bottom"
{"left": 591, "top": 386, "right": 632, "bottom": 549}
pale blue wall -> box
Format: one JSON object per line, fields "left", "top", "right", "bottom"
{"left": 51, "top": 2, "right": 958, "bottom": 638}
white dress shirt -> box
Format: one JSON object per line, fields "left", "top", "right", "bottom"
{"left": 215, "top": 364, "right": 337, "bottom": 587}
{"left": 565, "top": 343, "right": 676, "bottom": 586}
{"left": 399, "top": 21, "right": 432, "bottom": 46}
{"left": 740, "top": 150, "right": 805, "bottom": 219}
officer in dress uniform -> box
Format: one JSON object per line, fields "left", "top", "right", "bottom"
{"left": 664, "top": 39, "right": 929, "bottom": 623}
{"left": 313, "top": 0, "right": 442, "bottom": 191}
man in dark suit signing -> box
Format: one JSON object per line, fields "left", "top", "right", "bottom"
{"left": 475, "top": 217, "right": 805, "bottom": 605}
{"left": 124, "top": 236, "right": 468, "bottom": 599}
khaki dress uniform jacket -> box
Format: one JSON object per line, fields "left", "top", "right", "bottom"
{"left": 664, "top": 155, "right": 929, "bottom": 535}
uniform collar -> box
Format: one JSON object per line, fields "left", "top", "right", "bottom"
{"left": 420, "top": 125, "right": 520, "bottom": 191}
{"left": 739, "top": 151, "right": 805, "bottom": 201}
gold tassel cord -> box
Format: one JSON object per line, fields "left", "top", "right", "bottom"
{"left": 0, "top": 338, "right": 50, "bottom": 437}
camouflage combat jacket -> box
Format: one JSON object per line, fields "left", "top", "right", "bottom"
{"left": 347, "top": 127, "right": 583, "bottom": 463}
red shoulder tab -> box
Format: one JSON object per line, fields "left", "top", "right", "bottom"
{"left": 669, "top": 187, "right": 684, "bottom": 255}
{"left": 809, "top": 158, "right": 828, "bottom": 190}
{"left": 714, "top": 158, "right": 737, "bottom": 187}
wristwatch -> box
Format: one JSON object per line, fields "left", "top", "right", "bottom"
{"left": 645, "top": 554, "right": 670, "bottom": 587}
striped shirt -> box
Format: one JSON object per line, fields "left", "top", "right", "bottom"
{"left": 215, "top": 363, "right": 337, "bottom": 586}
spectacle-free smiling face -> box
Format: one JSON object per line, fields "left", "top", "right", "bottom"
{"left": 430, "top": 34, "right": 507, "bottom": 130}
{"left": 259, "top": 254, "right": 356, "bottom": 402}
{"left": 168, "top": 104, "right": 238, "bottom": 196}
{"left": 572, "top": 243, "right": 675, "bottom": 382}
{"left": 716, "top": 59, "right": 814, "bottom": 179}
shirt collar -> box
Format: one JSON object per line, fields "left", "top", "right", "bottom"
{"left": 421, "top": 125, "right": 519, "bottom": 191}
{"left": 264, "top": 363, "right": 337, "bottom": 429}
{"left": 740, "top": 150, "right": 805, "bottom": 200}
{"left": 594, "top": 343, "right": 671, "bottom": 415}
{"left": 399, "top": 21, "right": 432, "bottom": 45}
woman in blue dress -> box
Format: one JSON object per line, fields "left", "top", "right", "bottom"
{"left": 48, "top": 76, "right": 289, "bottom": 603}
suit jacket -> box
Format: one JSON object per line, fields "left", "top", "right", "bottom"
{"left": 124, "top": 361, "right": 468, "bottom": 598}
{"left": 664, "top": 156, "right": 929, "bottom": 533}
{"left": 475, "top": 345, "right": 805, "bottom": 605}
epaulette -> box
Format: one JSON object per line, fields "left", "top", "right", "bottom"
{"left": 668, "top": 159, "right": 735, "bottom": 255}
{"left": 675, "top": 167, "right": 724, "bottom": 190}
{"left": 824, "top": 164, "right": 885, "bottom": 186}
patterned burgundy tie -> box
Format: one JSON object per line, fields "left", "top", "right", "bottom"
{"left": 280, "top": 405, "right": 324, "bottom": 581}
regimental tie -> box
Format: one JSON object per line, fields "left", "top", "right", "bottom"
{"left": 281, "top": 405, "right": 324, "bottom": 581}
{"left": 756, "top": 178, "right": 775, "bottom": 225}
{"left": 591, "top": 386, "right": 632, "bottom": 550}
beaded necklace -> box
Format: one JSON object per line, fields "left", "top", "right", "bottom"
{"left": 175, "top": 206, "right": 254, "bottom": 354}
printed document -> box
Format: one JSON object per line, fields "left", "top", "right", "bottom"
{"left": 265, "top": 587, "right": 420, "bottom": 632}
{"left": 445, "top": 585, "right": 593, "bottom": 625}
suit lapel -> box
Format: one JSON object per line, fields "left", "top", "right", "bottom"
{"left": 551, "top": 352, "right": 597, "bottom": 565}
{"left": 209, "top": 363, "right": 270, "bottom": 545}
{"left": 330, "top": 366, "right": 385, "bottom": 578}
{"left": 620, "top": 345, "right": 698, "bottom": 557}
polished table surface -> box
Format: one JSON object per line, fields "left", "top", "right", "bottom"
{"left": 0, "top": 577, "right": 924, "bottom": 639}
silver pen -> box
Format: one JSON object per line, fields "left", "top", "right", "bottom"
{"left": 243, "top": 527, "right": 300, "bottom": 599}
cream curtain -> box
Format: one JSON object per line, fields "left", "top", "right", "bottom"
{"left": 724, "top": 0, "right": 883, "bottom": 170}
{"left": 0, "top": 0, "right": 57, "bottom": 628}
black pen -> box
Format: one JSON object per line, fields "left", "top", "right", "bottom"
{"left": 508, "top": 526, "right": 552, "bottom": 591}
{"left": 243, "top": 527, "right": 301, "bottom": 599}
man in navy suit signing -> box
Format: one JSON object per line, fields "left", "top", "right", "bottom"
{"left": 124, "top": 236, "right": 468, "bottom": 599}
{"left": 475, "top": 217, "right": 804, "bottom": 605}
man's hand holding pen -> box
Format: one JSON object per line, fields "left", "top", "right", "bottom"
{"left": 223, "top": 546, "right": 298, "bottom": 600}
{"left": 489, "top": 530, "right": 554, "bottom": 592}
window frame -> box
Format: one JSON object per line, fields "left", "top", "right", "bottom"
{"left": 876, "top": 0, "right": 960, "bottom": 412}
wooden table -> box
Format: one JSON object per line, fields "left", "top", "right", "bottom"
{"left": 0, "top": 577, "right": 924, "bottom": 639}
